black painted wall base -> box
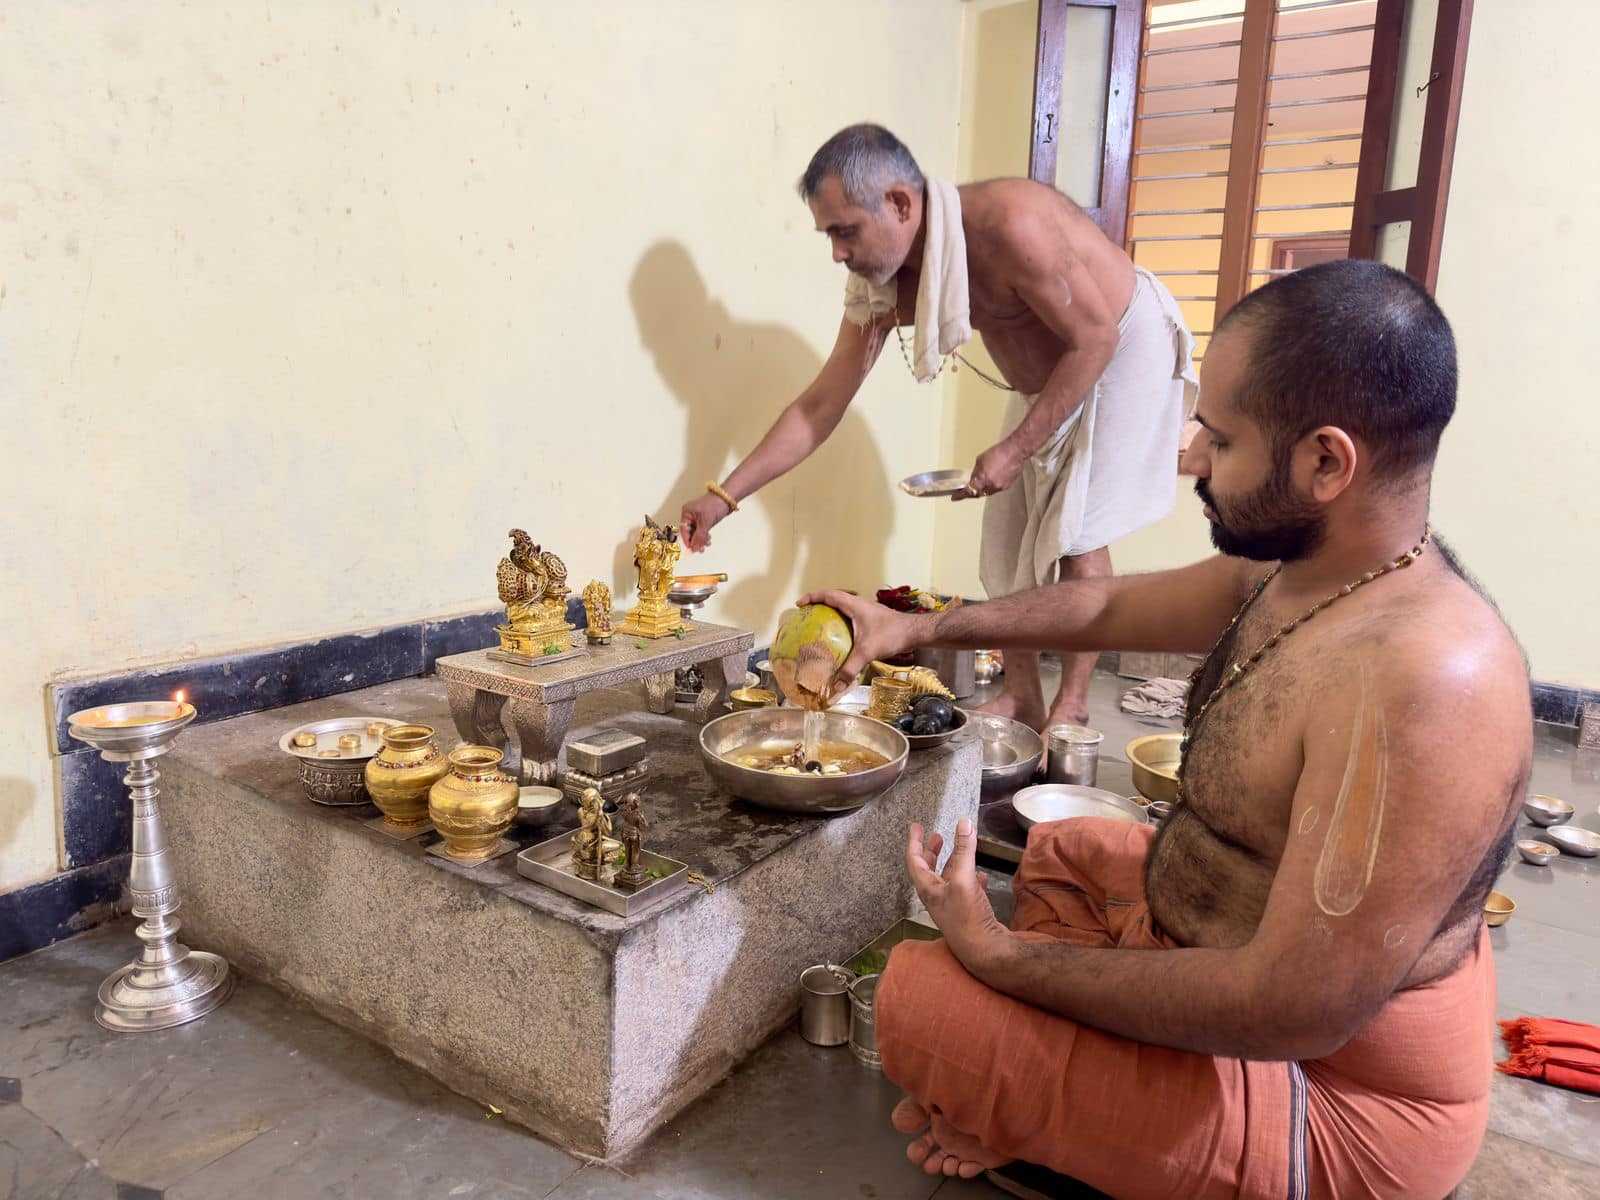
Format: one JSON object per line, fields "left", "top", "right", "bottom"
{"left": 0, "top": 857, "right": 128, "bottom": 963}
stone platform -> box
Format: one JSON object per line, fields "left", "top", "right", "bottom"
{"left": 156, "top": 674, "right": 979, "bottom": 1160}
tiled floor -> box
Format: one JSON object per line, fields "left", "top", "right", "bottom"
{"left": 2, "top": 670, "right": 1597, "bottom": 1199}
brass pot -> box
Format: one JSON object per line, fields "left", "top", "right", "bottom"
{"left": 364, "top": 724, "right": 449, "bottom": 832}
{"left": 429, "top": 745, "right": 518, "bottom": 862}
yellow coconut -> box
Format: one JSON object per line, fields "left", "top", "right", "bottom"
{"left": 770, "top": 605, "right": 854, "bottom": 708}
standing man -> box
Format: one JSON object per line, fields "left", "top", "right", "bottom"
{"left": 677, "top": 124, "right": 1193, "bottom": 730}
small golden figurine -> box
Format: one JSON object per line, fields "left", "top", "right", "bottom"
{"left": 616, "top": 516, "right": 685, "bottom": 639}
{"left": 615, "top": 791, "right": 650, "bottom": 889}
{"left": 573, "top": 786, "right": 613, "bottom": 879}
{"left": 581, "top": 579, "right": 614, "bottom": 645}
{"left": 493, "top": 529, "right": 575, "bottom": 663}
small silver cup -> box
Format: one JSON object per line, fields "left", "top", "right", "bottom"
{"left": 799, "top": 965, "right": 851, "bottom": 1047}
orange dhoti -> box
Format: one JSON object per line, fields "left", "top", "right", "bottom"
{"left": 877, "top": 818, "right": 1495, "bottom": 1200}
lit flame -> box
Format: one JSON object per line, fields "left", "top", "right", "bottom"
{"left": 173, "top": 689, "right": 187, "bottom": 711}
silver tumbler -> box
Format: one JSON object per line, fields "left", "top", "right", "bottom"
{"left": 1046, "top": 724, "right": 1103, "bottom": 786}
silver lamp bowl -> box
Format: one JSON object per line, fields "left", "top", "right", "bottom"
{"left": 699, "top": 708, "right": 909, "bottom": 814}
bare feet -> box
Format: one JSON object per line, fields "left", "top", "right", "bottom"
{"left": 891, "top": 1097, "right": 929, "bottom": 1134}
{"left": 894, "top": 1096, "right": 1010, "bottom": 1180}
{"left": 974, "top": 690, "right": 1047, "bottom": 733}
{"left": 1043, "top": 697, "right": 1091, "bottom": 729}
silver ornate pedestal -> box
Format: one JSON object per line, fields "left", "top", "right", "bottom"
{"left": 66, "top": 701, "right": 234, "bottom": 1032}
{"left": 435, "top": 621, "right": 753, "bottom": 784}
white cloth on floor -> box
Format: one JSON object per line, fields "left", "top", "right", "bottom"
{"left": 979, "top": 266, "right": 1196, "bottom": 597}
{"left": 1120, "top": 676, "right": 1189, "bottom": 720}
{"left": 842, "top": 178, "right": 971, "bottom": 379}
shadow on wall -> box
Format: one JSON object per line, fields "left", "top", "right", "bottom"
{"left": 626, "top": 241, "right": 894, "bottom": 634}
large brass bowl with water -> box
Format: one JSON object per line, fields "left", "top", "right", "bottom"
{"left": 1126, "top": 733, "right": 1183, "bottom": 805}
{"left": 699, "top": 709, "right": 909, "bottom": 814}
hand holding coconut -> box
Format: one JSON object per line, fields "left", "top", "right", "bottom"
{"left": 795, "top": 591, "right": 932, "bottom": 703}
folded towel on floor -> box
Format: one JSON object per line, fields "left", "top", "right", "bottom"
{"left": 1120, "top": 676, "right": 1188, "bottom": 720}
{"left": 1498, "top": 1016, "right": 1600, "bottom": 1095}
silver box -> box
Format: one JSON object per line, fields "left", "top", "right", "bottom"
{"left": 565, "top": 728, "right": 647, "bottom": 776}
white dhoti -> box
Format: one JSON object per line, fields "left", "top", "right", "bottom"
{"left": 979, "top": 267, "right": 1196, "bottom": 598}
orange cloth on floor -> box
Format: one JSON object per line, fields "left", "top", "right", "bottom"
{"left": 1498, "top": 1017, "right": 1600, "bottom": 1095}
{"left": 877, "top": 818, "right": 1496, "bottom": 1200}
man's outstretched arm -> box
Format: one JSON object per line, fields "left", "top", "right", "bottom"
{"left": 801, "top": 553, "right": 1253, "bottom": 695}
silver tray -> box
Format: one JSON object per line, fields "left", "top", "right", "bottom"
{"left": 278, "top": 716, "right": 401, "bottom": 763}
{"left": 899, "top": 469, "right": 970, "bottom": 498}
{"left": 516, "top": 829, "right": 690, "bottom": 916}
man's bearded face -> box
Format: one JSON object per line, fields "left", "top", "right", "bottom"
{"left": 1194, "top": 447, "right": 1325, "bottom": 563}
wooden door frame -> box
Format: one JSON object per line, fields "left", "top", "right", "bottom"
{"left": 1029, "top": 0, "right": 1145, "bottom": 245}
{"left": 1349, "top": 0, "right": 1475, "bottom": 291}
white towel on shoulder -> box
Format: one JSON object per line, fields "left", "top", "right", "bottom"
{"left": 842, "top": 178, "right": 971, "bottom": 379}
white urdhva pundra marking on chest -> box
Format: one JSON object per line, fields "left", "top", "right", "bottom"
{"left": 1314, "top": 668, "right": 1388, "bottom": 917}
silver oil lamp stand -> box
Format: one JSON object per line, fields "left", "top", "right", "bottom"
{"left": 66, "top": 700, "right": 233, "bottom": 1032}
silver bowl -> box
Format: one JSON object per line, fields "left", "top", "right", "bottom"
{"left": 516, "top": 785, "right": 564, "bottom": 829}
{"left": 278, "top": 716, "right": 400, "bottom": 806}
{"left": 1516, "top": 838, "right": 1560, "bottom": 866}
{"left": 698, "top": 709, "right": 909, "bottom": 814}
{"left": 830, "top": 702, "right": 969, "bottom": 752}
{"left": 1523, "top": 795, "right": 1575, "bottom": 827}
{"left": 1546, "top": 825, "right": 1600, "bottom": 857}
{"left": 965, "top": 712, "right": 1044, "bottom": 800}
{"left": 1012, "top": 784, "right": 1149, "bottom": 831}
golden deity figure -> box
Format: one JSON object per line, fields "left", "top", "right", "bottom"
{"left": 581, "top": 579, "right": 614, "bottom": 645}
{"left": 573, "top": 787, "right": 613, "bottom": 879}
{"left": 494, "top": 529, "right": 575, "bottom": 662}
{"left": 617, "top": 516, "right": 685, "bottom": 639}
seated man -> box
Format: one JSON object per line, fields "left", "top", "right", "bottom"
{"left": 804, "top": 259, "right": 1528, "bottom": 1200}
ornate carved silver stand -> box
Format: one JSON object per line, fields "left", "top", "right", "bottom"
{"left": 66, "top": 701, "right": 234, "bottom": 1032}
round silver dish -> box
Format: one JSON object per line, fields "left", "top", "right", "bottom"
{"left": 1523, "top": 795, "right": 1575, "bottom": 827}
{"left": 965, "top": 712, "right": 1044, "bottom": 800}
{"left": 1012, "top": 784, "right": 1149, "bottom": 831}
{"left": 1516, "top": 838, "right": 1559, "bottom": 866}
{"left": 898, "top": 469, "right": 970, "bottom": 498}
{"left": 1546, "top": 825, "right": 1600, "bottom": 857}
{"left": 278, "top": 716, "right": 400, "bottom": 806}
{"left": 699, "top": 709, "right": 909, "bottom": 814}
{"left": 832, "top": 704, "right": 969, "bottom": 751}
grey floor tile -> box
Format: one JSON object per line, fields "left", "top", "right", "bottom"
{"left": 1493, "top": 837, "right": 1600, "bottom": 937}
{"left": 1455, "top": 1130, "right": 1600, "bottom": 1199}
{"left": 0, "top": 1102, "right": 117, "bottom": 1199}
{"left": 1487, "top": 1072, "right": 1600, "bottom": 1169}
{"left": 605, "top": 1030, "right": 942, "bottom": 1200}
{"left": 1, "top": 926, "right": 577, "bottom": 1198}
{"left": 1490, "top": 921, "right": 1600, "bottom": 1026}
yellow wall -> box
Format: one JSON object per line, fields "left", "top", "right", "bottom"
{"left": 0, "top": 2, "right": 964, "bottom": 892}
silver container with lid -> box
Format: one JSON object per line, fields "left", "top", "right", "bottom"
{"left": 1046, "top": 724, "right": 1103, "bottom": 787}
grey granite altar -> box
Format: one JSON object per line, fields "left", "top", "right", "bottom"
{"left": 155, "top": 675, "right": 980, "bottom": 1161}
